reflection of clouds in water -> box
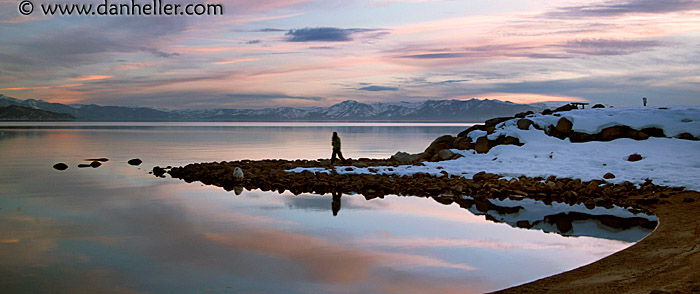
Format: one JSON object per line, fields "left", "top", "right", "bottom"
{"left": 0, "top": 213, "right": 138, "bottom": 293}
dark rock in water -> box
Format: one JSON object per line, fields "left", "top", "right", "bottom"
{"left": 604, "top": 173, "right": 616, "bottom": 179}
{"left": 517, "top": 118, "right": 533, "bottom": 130}
{"left": 627, "top": 153, "right": 643, "bottom": 162}
{"left": 53, "top": 163, "right": 68, "bottom": 171}
{"left": 78, "top": 164, "right": 91, "bottom": 168}
{"left": 86, "top": 158, "right": 109, "bottom": 162}
{"left": 592, "top": 104, "right": 605, "bottom": 108}
{"left": 541, "top": 109, "right": 553, "bottom": 115}
{"left": 90, "top": 161, "right": 102, "bottom": 168}
{"left": 128, "top": 158, "right": 143, "bottom": 166}
{"left": 153, "top": 166, "right": 166, "bottom": 177}
{"left": 475, "top": 136, "right": 490, "bottom": 154}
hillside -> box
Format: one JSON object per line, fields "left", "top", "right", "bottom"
{"left": 0, "top": 105, "right": 75, "bottom": 121}
{"left": 0, "top": 94, "right": 548, "bottom": 122}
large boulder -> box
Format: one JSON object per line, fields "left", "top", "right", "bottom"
{"left": 641, "top": 127, "right": 666, "bottom": 137}
{"left": 457, "top": 125, "right": 485, "bottom": 137}
{"left": 391, "top": 151, "right": 418, "bottom": 163}
{"left": 424, "top": 135, "right": 455, "bottom": 156}
{"left": 555, "top": 117, "right": 573, "bottom": 134}
{"left": 437, "top": 149, "right": 455, "bottom": 161}
{"left": 599, "top": 125, "right": 630, "bottom": 141}
{"left": 452, "top": 136, "right": 473, "bottom": 150}
{"left": 475, "top": 137, "right": 490, "bottom": 154}
{"left": 485, "top": 117, "right": 512, "bottom": 128}
{"left": 517, "top": 118, "right": 533, "bottom": 130}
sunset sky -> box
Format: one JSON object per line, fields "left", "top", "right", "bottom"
{"left": 1, "top": 0, "right": 699, "bottom": 109}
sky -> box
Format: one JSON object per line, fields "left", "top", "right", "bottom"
{"left": 0, "top": 0, "right": 699, "bottom": 109}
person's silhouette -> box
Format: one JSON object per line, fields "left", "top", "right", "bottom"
{"left": 332, "top": 191, "right": 342, "bottom": 216}
{"left": 331, "top": 132, "right": 346, "bottom": 164}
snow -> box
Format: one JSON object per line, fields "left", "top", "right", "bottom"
{"left": 287, "top": 106, "right": 700, "bottom": 192}
{"left": 527, "top": 105, "right": 700, "bottom": 137}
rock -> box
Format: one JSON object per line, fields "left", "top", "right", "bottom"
{"left": 452, "top": 136, "right": 472, "bottom": 150}
{"left": 391, "top": 151, "right": 415, "bottom": 163}
{"left": 554, "top": 104, "right": 578, "bottom": 112}
{"left": 475, "top": 137, "right": 490, "bottom": 154}
{"left": 484, "top": 117, "right": 512, "bottom": 128}
{"left": 541, "top": 109, "right": 553, "bottom": 115}
{"left": 599, "top": 125, "right": 631, "bottom": 141}
{"left": 457, "top": 125, "right": 485, "bottom": 137}
{"left": 514, "top": 111, "right": 534, "bottom": 119}
{"left": 89, "top": 161, "right": 102, "bottom": 168}
{"left": 53, "top": 163, "right": 68, "bottom": 171}
{"left": 86, "top": 157, "right": 109, "bottom": 162}
{"left": 233, "top": 167, "right": 244, "bottom": 179}
{"left": 516, "top": 220, "right": 532, "bottom": 228}
{"left": 627, "top": 153, "right": 643, "bottom": 162}
{"left": 78, "top": 164, "right": 91, "bottom": 168}
{"left": 569, "top": 132, "right": 595, "bottom": 143}
{"left": 683, "top": 197, "right": 695, "bottom": 203}
{"left": 677, "top": 133, "right": 697, "bottom": 140}
{"left": 592, "top": 104, "right": 605, "bottom": 108}
{"left": 424, "top": 135, "right": 455, "bottom": 156}
{"left": 641, "top": 127, "right": 666, "bottom": 137}
{"left": 555, "top": 117, "right": 573, "bottom": 134}
{"left": 153, "top": 166, "right": 166, "bottom": 177}
{"left": 437, "top": 149, "right": 455, "bottom": 161}
{"left": 517, "top": 119, "right": 533, "bottom": 130}
{"left": 127, "top": 158, "right": 143, "bottom": 166}
{"left": 603, "top": 173, "right": 616, "bottom": 179}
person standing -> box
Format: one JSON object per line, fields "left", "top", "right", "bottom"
{"left": 331, "top": 132, "right": 346, "bottom": 164}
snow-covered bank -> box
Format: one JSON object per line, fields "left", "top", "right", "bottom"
{"left": 289, "top": 106, "right": 700, "bottom": 191}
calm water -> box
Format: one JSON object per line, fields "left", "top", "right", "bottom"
{"left": 0, "top": 122, "right": 651, "bottom": 293}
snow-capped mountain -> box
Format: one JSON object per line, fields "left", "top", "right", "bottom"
{"left": 0, "top": 94, "right": 544, "bottom": 122}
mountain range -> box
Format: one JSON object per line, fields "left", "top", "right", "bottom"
{"left": 0, "top": 94, "right": 552, "bottom": 122}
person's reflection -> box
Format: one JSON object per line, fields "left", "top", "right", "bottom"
{"left": 332, "top": 191, "right": 342, "bottom": 216}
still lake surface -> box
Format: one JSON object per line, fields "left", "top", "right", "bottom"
{"left": 0, "top": 122, "right": 651, "bottom": 293}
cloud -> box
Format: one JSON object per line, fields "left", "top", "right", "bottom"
{"left": 547, "top": 0, "right": 700, "bottom": 18}
{"left": 285, "top": 27, "right": 384, "bottom": 42}
{"left": 257, "top": 28, "right": 287, "bottom": 32}
{"left": 357, "top": 85, "right": 399, "bottom": 91}
{"left": 226, "top": 93, "right": 325, "bottom": 101}
{"left": 400, "top": 53, "right": 466, "bottom": 59}
{"left": 562, "top": 38, "right": 662, "bottom": 56}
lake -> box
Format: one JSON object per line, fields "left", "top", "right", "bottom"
{"left": 0, "top": 122, "right": 654, "bottom": 293}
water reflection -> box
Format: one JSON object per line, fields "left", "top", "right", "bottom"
{"left": 0, "top": 124, "right": 652, "bottom": 293}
